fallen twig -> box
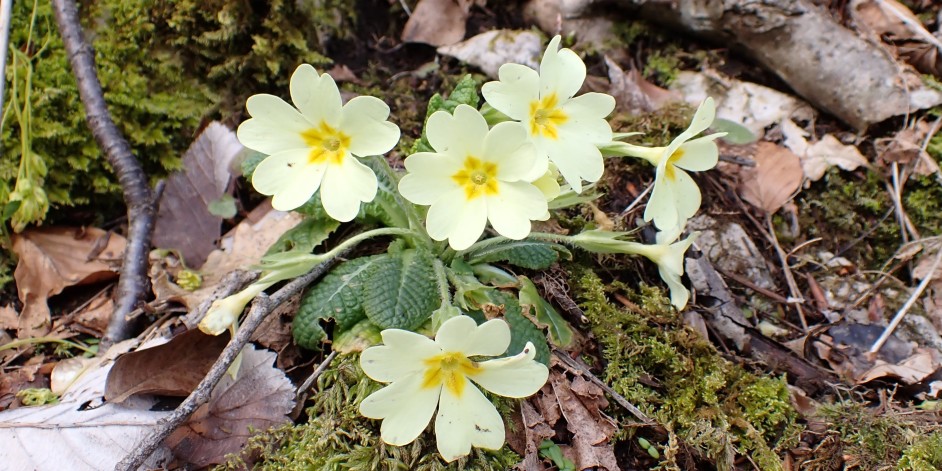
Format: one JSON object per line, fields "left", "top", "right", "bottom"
{"left": 870, "top": 243, "right": 942, "bottom": 354}
{"left": 551, "top": 347, "right": 653, "bottom": 425}
{"left": 116, "top": 259, "right": 339, "bottom": 471}
{"left": 295, "top": 350, "right": 339, "bottom": 397}
{"left": 52, "top": 0, "right": 155, "bottom": 349}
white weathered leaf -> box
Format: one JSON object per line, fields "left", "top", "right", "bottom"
{"left": 154, "top": 122, "right": 244, "bottom": 268}
{"left": 437, "top": 30, "right": 543, "bottom": 79}
{"left": 0, "top": 340, "right": 172, "bottom": 471}
{"left": 673, "top": 71, "right": 814, "bottom": 139}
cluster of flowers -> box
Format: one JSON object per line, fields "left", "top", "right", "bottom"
{"left": 209, "top": 36, "right": 724, "bottom": 462}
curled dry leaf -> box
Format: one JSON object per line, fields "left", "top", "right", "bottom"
{"left": 401, "top": 0, "right": 474, "bottom": 47}
{"left": 781, "top": 119, "right": 869, "bottom": 181}
{"left": 12, "top": 227, "right": 126, "bottom": 339}
{"left": 153, "top": 122, "right": 243, "bottom": 268}
{"left": 105, "top": 329, "right": 229, "bottom": 403}
{"left": 164, "top": 345, "right": 295, "bottom": 468}
{"left": 739, "top": 142, "right": 804, "bottom": 214}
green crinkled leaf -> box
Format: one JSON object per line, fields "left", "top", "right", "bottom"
{"left": 412, "top": 75, "right": 481, "bottom": 154}
{"left": 293, "top": 256, "right": 384, "bottom": 350}
{"left": 265, "top": 216, "right": 340, "bottom": 256}
{"left": 519, "top": 277, "right": 574, "bottom": 348}
{"left": 467, "top": 240, "right": 572, "bottom": 270}
{"left": 361, "top": 249, "right": 439, "bottom": 330}
{"left": 332, "top": 318, "right": 383, "bottom": 353}
{"left": 240, "top": 150, "right": 267, "bottom": 180}
{"left": 485, "top": 291, "right": 550, "bottom": 365}
{"left": 359, "top": 157, "right": 410, "bottom": 228}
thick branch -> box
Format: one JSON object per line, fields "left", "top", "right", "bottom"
{"left": 52, "top": 0, "right": 155, "bottom": 347}
{"left": 116, "top": 259, "right": 339, "bottom": 471}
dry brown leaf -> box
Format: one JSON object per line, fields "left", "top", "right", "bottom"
{"left": 548, "top": 370, "right": 619, "bottom": 471}
{"left": 857, "top": 349, "right": 940, "bottom": 384}
{"left": 0, "top": 305, "right": 17, "bottom": 331}
{"left": 153, "top": 122, "right": 243, "bottom": 268}
{"left": 12, "top": 227, "right": 126, "bottom": 339}
{"left": 251, "top": 293, "right": 302, "bottom": 370}
{"left": 105, "top": 329, "right": 229, "bottom": 403}
{"left": 739, "top": 142, "right": 803, "bottom": 214}
{"left": 875, "top": 123, "right": 941, "bottom": 176}
{"left": 152, "top": 202, "right": 302, "bottom": 317}
{"left": 0, "top": 356, "right": 44, "bottom": 411}
{"left": 401, "top": 0, "right": 473, "bottom": 47}
{"left": 165, "top": 345, "right": 295, "bottom": 467}
{"left": 851, "top": 0, "right": 914, "bottom": 38}
{"left": 605, "top": 56, "right": 680, "bottom": 114}
{"left": 517, "top": 399, "right": 556, "bottom": 470}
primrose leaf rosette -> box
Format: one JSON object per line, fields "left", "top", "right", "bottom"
{"left": 481, "top": 36, "right": 615, "bottom": 193}
{"left": 398, "top": 104, "right": 549, "bottom": 250}
{"left": 358, "top": 315, "right": 549, "bottom": 462}
{"left": 237, "top": 64, "right": 400, "bottom": 221}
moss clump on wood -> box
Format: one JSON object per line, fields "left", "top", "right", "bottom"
{"left": 571, "top": 267, "right": 800, "bottom": 469}
{"left": 217, "top": 355, "right": 520, "bottom": 471}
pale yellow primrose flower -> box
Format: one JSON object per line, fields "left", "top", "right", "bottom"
{"left": 398, "top": 105, "right": 549, "bottom": 250}
{"left": 359, "top": 315, "right": 548, "bottom": 462}
{"left": 237, "top": 64, "right": 400, "bottom": 221}
{"left": 605, "top": 98, "right": 724, "bottom": 230}
{"left": 481, "top": 36, "right": 615, "bottom": 193}
{"left": 571, "top": 228, "right": 699, "bottom": 309}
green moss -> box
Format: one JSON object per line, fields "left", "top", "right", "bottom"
{"left": 217, "top": 355, "right": 520, "bottom": 471}
{"left": 902, "top": 174, "right": 942, "bottom": 236}
{"left": 898, "top": 431, "right": 942, "bottom": 471}
{"left": 571, "top": 267, "right": 799, "bottom": 469}
{"left": 643, "top": 48, "right": 682, "bottom": 86}
{"left": 795, "top": 169, "right": 901, "bottom": 267}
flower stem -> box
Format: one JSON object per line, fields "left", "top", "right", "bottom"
{"left": 370, "top": 156, "right": 427, "bottom": 235}
{"left": 0, "top": 336, "right": 96, "bottom": 355}
{"left": 323, "top": 227, "right": 416, "bottom": 259}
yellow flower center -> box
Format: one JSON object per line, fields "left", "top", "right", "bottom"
{"left": 301, "top": 121, "right": 351, "bottom": 165}
{"left": 422, "top": 351, "right": 480, "bottom": 397}
{"left": 452, "top": 156, "right": 499, "bottom": 200}
{"left": 664, "top": 147, "right": 684, "bottom": 181}
{"left": 528, "top": 93, "right": 567, "bottom": 139}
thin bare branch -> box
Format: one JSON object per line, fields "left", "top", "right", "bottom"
{"left": 116, "top": 259, "right": 339, "bottom": 471}
{"left": 51, "top": 0, "right": 155, "bottom": 348}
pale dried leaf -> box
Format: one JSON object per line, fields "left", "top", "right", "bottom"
{"left": 401, "top": 0, "right": 473, "bottom": 47}
{"left": 105, "top": 329, "right": 229, "bottom": 403}
{"left": 165, "top": 345, "right": 295, "bottom": 467}
{"left": 12, "top": 227, "right": 125, "bottom": 339}
{"left": 0, "top": 342, "right": 172, "bottom": 470}
{"left": 739, "top": 142, "right": 804, "bottom": 213}
{"left": 154, "top": 122, "right": 243, "bottom": 268}
{"left": 673, "top": 71, "right": 814, "bottom": 139}
{"left": 857, "top": 350, "right": 940, "bottom": 384}
{"left": 437, "top": 30, "right": 543, "bottom": 79}
{"left": 782, "top": 120, "right": 870, "bottom": 181}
